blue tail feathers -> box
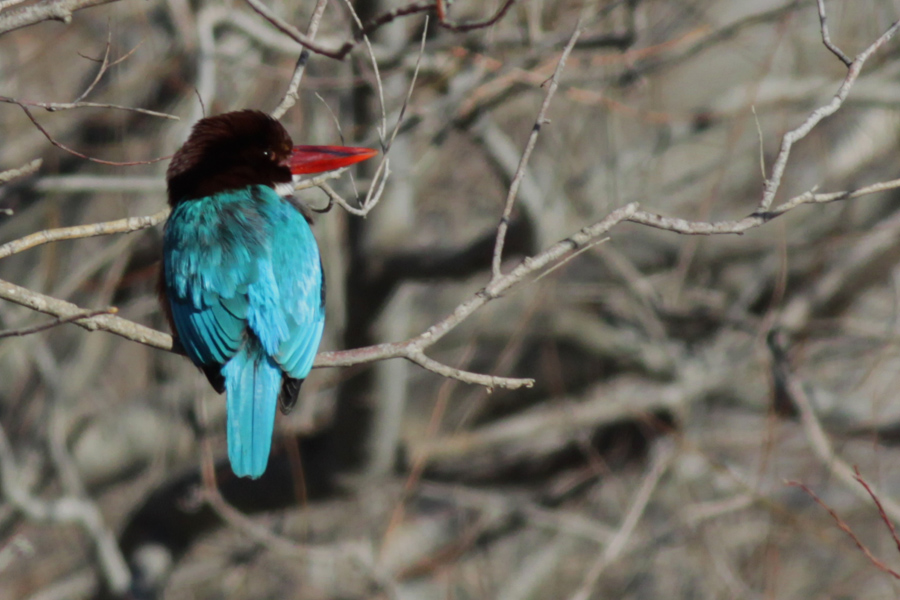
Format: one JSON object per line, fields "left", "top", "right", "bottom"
{"left": 222, "top": 338, "right": 281, "bottom": 478}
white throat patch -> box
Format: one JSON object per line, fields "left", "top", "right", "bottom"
{"left": 274, "top": 182, "right": 296, "bottom": 198}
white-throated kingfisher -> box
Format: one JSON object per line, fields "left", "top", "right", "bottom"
{"left": 161, "top": 110, "right": 376, "bottom": 478}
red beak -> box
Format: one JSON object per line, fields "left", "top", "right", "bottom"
{"left": 289, "top": 145, "right": 378, "bottom": 175}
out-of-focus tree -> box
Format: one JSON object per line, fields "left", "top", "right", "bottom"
{"left": 3, "top": 0, "right": 900, "bottom": 598}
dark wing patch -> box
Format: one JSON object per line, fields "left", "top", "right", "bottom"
{"left": 202, "top": 364, "right": 226, "bottom": 394}
{"left": 278, "top": 377, "right": 304, "bottom": 414}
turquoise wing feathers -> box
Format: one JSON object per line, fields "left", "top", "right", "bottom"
{"left": 271, "top": 208, "right": 326, "bottom": 379}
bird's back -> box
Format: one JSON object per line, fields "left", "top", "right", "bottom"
{"left": 163, "top": 185, "right": 324, "bottom": 477}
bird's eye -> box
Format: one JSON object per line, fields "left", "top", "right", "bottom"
{"left": 262, "top": 150, "right": 271, "bottom": 158}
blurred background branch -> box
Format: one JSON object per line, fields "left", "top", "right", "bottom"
{"left": 4, "top": 1, "right": 900, "bottom": 599}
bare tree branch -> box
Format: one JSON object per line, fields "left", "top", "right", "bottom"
{"left": 72, "top": 26, "right": 114, "bottom": 102}
{"left": 626, "top": 176, "right": 900, "bottom": 235}
{"left": 0, "top": 0, "right": 120, "bottom": 36}
{"left": 0, "top": 158, "right": 41, "bottom": 185}
{"left": 11, "top": 101, "right": 172, "bottom": 166}
{"left": 244, "top": 0, "right": 517, "bottom": 60}
{"left": 760, "top": 14, "right": 900, "bottom": 211}
{"left": 0, "top": 208, "right": 168, "bottom": 259}
{"left": 0, "top": 278, "right": 175, "bottom": 350}
{"left": 3, "top": 160, "right": 900, "bottom": 389}
{"left": 1, "top": 171, "right": 351, "bottom": 260}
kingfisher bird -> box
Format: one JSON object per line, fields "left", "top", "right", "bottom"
{"left": 161, "top": 110, "right": 376, "bottom": 478}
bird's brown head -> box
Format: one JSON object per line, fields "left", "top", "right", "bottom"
{"left": 166, "top": 110, "right": 294, "bottom": 204}
{"left": 166, "top": 110, "right": 378, "bottom": 205}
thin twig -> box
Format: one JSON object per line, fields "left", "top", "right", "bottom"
{"left": 312, "top": 161, "right": 391, "bottom": 217}
{"left": 491, "top": 21, "right": 581, "bottom": 279}
{"left": 270, "top": 0, "right": 328, "bottom": 120}
{"left": 407, "top": 349, "right": 530, "bottom": 390}
{"left": 387, "top": 17, "right": 427, "bottom": 153}
{"left": 342, "top": 0, "right": 387, "bottom": 142}
{"left": 318, "top": 12, "right": 429, "bottom": 217}
{"left": 0, "top": 278, "right": 175, "bottom": 351}
{"left": 816, "top": 0, "right": 851, "bottom": 67}
{"left": 0, "top": 96, "right": 178, "bottom": 120}
{"left": 12, "top": 102, "right": 172, "bottom": 166}
{"left": 439, "top": 0, "right": 515, "bottom": 32}
{"left": 0, "top": 205, "right": 636, "bottom": 389}
{"left": 0, "top": 308, "right": 117, "bottom": 339}
{"left": 318, "top": 182, "right": 368, "bottom": 216}
{"left": 336, "top": 0, "right": 393, "bottom": 212}
{"left": 195, "top": 396, "right": 321, "bottom": 556}
{"left": 359, "top": 157, "right": 391, "bottom": 214}
{"left": 72, "top": 27, "right": 112, "bottom": 102}
{"left": 788, "top": 480, "right": 900, "bottom": 580}
{"left": 853, "top": 468, "right": 900, "bottom": 557}
{"left": 244, "top": 0, "right": 517, "bottom": 60}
